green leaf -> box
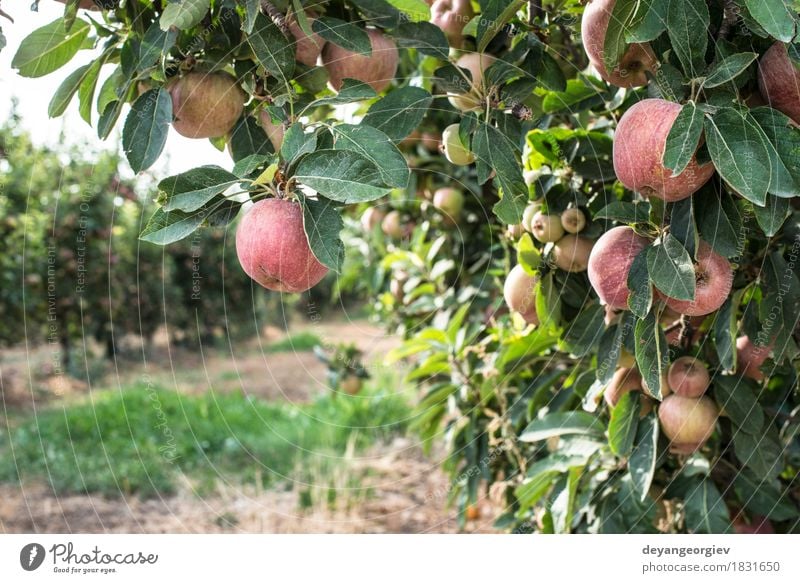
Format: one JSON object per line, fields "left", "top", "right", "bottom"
{"left": 694, "top": 184, "right": 743, "bottom": 258}
{"left": 330, "top": 124, "right": 410, "bottom": 189}
{"left": 301, "top": 195, "right": 345, "bottom": 273}
{"left": 281, "top": 124, "right": 317, "bottom": 167}
{"left": 471, "top": 122, "right": 526, "bottom": 224}
{"left": 669, "top": 196, "right": 697, "bottom": 258}
{"left": 713, "top": 376, "right": 764, "bottom": 435}
{"left": 520, "top": 411, "right": 604, "bottom": 442}
{"left": 733, "top": 429, "right": 784, "bottom": 480}
{"left": 713, "top": 295, "right": 738, "bottom": 372}
{"left": 122, "top": 88, "right": 172, "bottom": 173}
{"left": 754, "top": 195, "right": 791, "bottom": 236}
{"left": 362, "top": 86, "right": 432, "bottom": 142}
{"left": 635, "top": 310, "right": 669, "bottom": 400}
{"left": 627, "top": 246, "right": 652, "bottom": 318}
{"left": 78, "top": 57, "right": 104, "bottom": 125}
{"left": 159, "top": 0, "right": 210, "bottom": 31}
{"left": 609, "top": 391, "right": 641, "bottom": 457}
{"left": 159, "top": 166, "right": 240, "bottom": 212}
{"left": 734, "top": 468, "right": 798, "bottom": 521}
{"left": 535, "top": 272, "right": 561, "bottom": 331}
{"left": 602, "top": 0, "right": 640, "bottom": 74}
{"left": 662, "top": 101, "right": 704, "bottom": 175}
{"left": 476, "top": 0, "right": 526, "bottom": 53}
{"left": 595, "top": 200, "right": 652, "bottom": 224}
{"left": 551, "top": 468, "right": 581, "bottom": 533}
{"left": 309, "top": 79, "right": 377, "bottom": 107}
{"left": 384, "top": 0, "right": 430, "bottom": 21}
{"left": 666, "top": 0, "right": 709, "bottom": 77}
{"left": 97, "top": 99, "right": 125, "bottom": 140}
{"left": 516, "top": 233, "right": 541, "bottom": 274}
{"left": 702, "top": 52, "right": 758, "bottom": 88}
{"left": 48, "top": 64, "right": 92, "bottom": 118}
{"left": 562, "top": 304, "right": 606, "bottom": 358}
{"left": 515, "top": 470, "right": 559, "bottom": 510}
{"left": 750, "top": 107, "right": 800, "bottom": 198}
{"left": 242, "top": 0, "right": 260, "bottom": 34}
{"left": 684, "top": 478, "right": 732, "bottom": 533}
{"left": 140, "top": 204, "right": 214, "bottom": 245}
{"left": 704, "top": 108, "right": 771, "bottom": 207}
{"left": 541, "top": 79, "right": 599, "bottom": 114}
{"left": 248, "top": 12, "right": 295, "bottom": 85}
{"left": 313, "top": 17, "right": 372, "bottom": 55}
{"left": 228, "top": 115, "right": 273, "bottom": 162}
{"left": 744, "top": 0, "right": 796, "bottom": 43}
{"left": 12, "top": 18, "right": 90, "bottom": 78}
{"left": 394, "top": 22, "right": 449, "bottom": 60}
{"left": 647, "top": 234, "right": 695, "bottom": 301}
{"left": 629, "top": 414, "right": 659, "bottom": 502}
{"left": 627, "top": 0, "right": 667, "bottom": 43}
{"left": 294, "top": 150, "right": 392, "bottom": 203}
{"left": 139, "top": 23, "right": 178, "bottom": 72}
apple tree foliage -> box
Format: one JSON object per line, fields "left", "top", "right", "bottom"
{"left": 7, "top": 0, "right": 800, "bottom": 532}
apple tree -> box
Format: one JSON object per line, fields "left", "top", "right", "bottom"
{"left": 6, "top": 0, "right": 800, "bottom": 532}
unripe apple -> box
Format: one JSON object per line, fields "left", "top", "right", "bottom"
{"left": 442, "top": 123, "right": 475, "bottom": 165}
{"left": 736, "top": 335, "right": 773, "bottom": 381}
{"left": 581, "top": 0, "right": 657, "bottom": 88}
{"left": 322, "top": 28, "right": 398, "bottom": 93}
{"left": 560, "top": 208, "right": 586, "bottom": 233}
{"left": 667, "top": 356, "right": 710, "bottom": 398}
{"left": 235, "top": 198, "right": 329, "bottom": 293}
{"left": 530, "top": 212, "right": 564, "bottom": 243}
{"left": 664, "top": 241, "right": 733, "bottom": 317}
{"left": 658, "top": 394, "right": 718, "bottom": 453}
{"left": 757, "top": 42, "right": 800, "bottom": 124}
{"left": 168, "top": 71, "right": 245, "bottom": 139}
{"left": 503, "top": 264, "right": 538, "bottom": 325}
{"left": 339, "top": 374, "right": 363, "bottom": 395}
{"left": 448, "top": 53, "right": 497, "bottom": 111}
{"left": 381, "top": 210, "right": 405, "bottom": 240}
{"left": 587, "top": 226, "right": 651, "bottom": 310}
{"left": 287, "top": 14, "right": 325, "bottom": 67}
{"left": 521, "top": 202, "right": 543, "bottom": 233}
{"left": 430, "top": 0, "right": 474, "bottom": 48}
{"left": 506, "top": 223, "right": 525, "bottom": 240}
{"left": 432, "top": 187, "right": 464, "bottom": 220}
{"left": 604, "top": 367, "right": 642, "bottom": 407}
{"left": 552, "top": 235, "right": 594, "bottom": 272}
{"left": 259, "top": 110, "right": 286, "bottom": 152}
{"left": 613, "top": 99, "right": 715, "bottom": 201}
{"left": 360, "top": 207, "right": 385, "bottom": 232}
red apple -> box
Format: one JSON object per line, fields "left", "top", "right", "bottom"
{"left": 658, "top": 394, "right": 718, "bottom": 453}
{"left": 287, "top": 14, "right": 325, "bottom": 67}
{"left": 758, "top": 42, "right": 800, "bottom": 124}
{"left": 432, "top": 187, "right": 464, "bottom": 220}
{"left": 581, "top": 0, "right": 658, "bottom": 88}
{"left": 322, "top": 29, "right": 398, "bottom": 93}
{"left": 360, "top": 207, "right": 386, "bottom": 232}
{"left": 381, "top": 210, "right": 408, "bottom": 239}
{"left": 430, "top": 0, "right": 474, "bottom": 48}
{"left": 259, "top": 110, "right": 286, "bottom": 152}
{"left": 736, "top": 335, "right": 773, "bottom": 381}
{"left": 448, "top": 53, "right": 497, "bottom": 111}
{"left": 588, "top": 226, "right": 651, "bottom": 310}
{"left": 560, "top": 208, "right": 586, "bottom": 233}
{"left": 169, "top": 71, "right": 245, "bottom": 139}
{"left": 664, "top": 241, "right": 733, "bottom": 317}
{"left": 552, "top": 235, "right": 594, "bottom": 272}
{"left": 613, "top": 99, "right": 715, "bottom": 201}
{"left": 503, "top": 264, "right": 539, "bottom": 325}
{"left": 604, "top": 367, "right": 642, "bottom": 407}
{"left": 530, "top": 212, "right": 565, "bottom": 243}
{"left": 667, "top": 356, "right": 710, "bottom": 398}
{"left": 235, "top": 198, "right": 329, "bottom": 293}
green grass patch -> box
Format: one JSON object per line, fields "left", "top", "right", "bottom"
{"left": 264, "top": 331, "right": 322, "bottom": 353}
{"left": 0, "top": 383, "right": 409, "bottom": 498}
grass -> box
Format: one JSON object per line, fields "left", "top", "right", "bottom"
{"left": 264, "top": 331, "right": 323, "bottom": 353}
{"left": 0, "top": 382, "right": 409, "bottom": 498}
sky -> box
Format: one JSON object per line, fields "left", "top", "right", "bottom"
{"left": 0, "top": 2, "right": 231, "bottom": 177}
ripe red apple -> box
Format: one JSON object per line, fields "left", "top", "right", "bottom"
{"left": 448, "top": 53, "right": 497, "bottom": 111}
{"left": 503, "top": 264, "right": 539, "bottom": 325}
{"left": 360, "top": 207, "right": 385, "bottom": 232}
{"left": 667, "top": 356, "right": 710, "bottom": 398}
{"left": 664, "top": 241, "right": 733, "bottom": 317}
{"left": 581, "top": 0, "right": 658, "bottom": 88}
{"left": 442, "top": 123, "right": 475, "bottom": 165}
{"left": 530, "top": 212, "right": 565, "bottom": 243}
{"left": 604, "top": 367, "right": 642, "bottom": 407}
{"left": 757, "top": 42, "right": 800, "bottom": 124}
{"left": 552, "top": 235, "right": 594, "bottom": 272}
{"left": 560, "top": 208, "right": 586, "bottom": 233}
{"left": 168, "top": 71, "right": 245, "bottom": 139}
{"left": 430, "top": 0, "right": 474, "bottom": 48}
{"left": 259, "top": 110, "right": 286, "bottom": 152}
{"left": 736, "top": 335, "right": 773, "bottom": 381}
{"left": 613, "top": 99, "right": 715, "bottom": 201}
{"left": 658, "top": 394, "right": 718, "bottom": 453}
{"left": 432, "top": 187, "right": 464, "bottom": 220}
{"left": 381, "top": 210, "right": 408, "bottom": 239}
{"left": 235, "top": 198, "right": 329, "bottom": 293}
{"left": 588, "top": 226, "right": 651, "bottom": 310}
{"left": 322, "top": 29, "right": 398, "bottom": 93}
{"left": 287, "top": 14, "right": 325, "bottom": 67}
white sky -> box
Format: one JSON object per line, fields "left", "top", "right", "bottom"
{"left": 0, "top": 2, "right": 232, "bottom": 177}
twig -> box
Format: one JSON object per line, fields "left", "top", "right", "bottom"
{"left": 260, "top": 0, "right": 290, "bottom": 36}
{"left": 528, "top": 0, "right": 542, "bottom": 25}
{"left": 717, "top": 0, "right": 738, "bottom": 40}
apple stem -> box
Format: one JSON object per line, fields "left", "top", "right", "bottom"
{"left": 260, "top": 0, "right": 290, "bottom": 36}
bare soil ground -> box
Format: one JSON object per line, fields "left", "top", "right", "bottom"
{"left": 0, "top": 319, "right": 497, "bottom": 533}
